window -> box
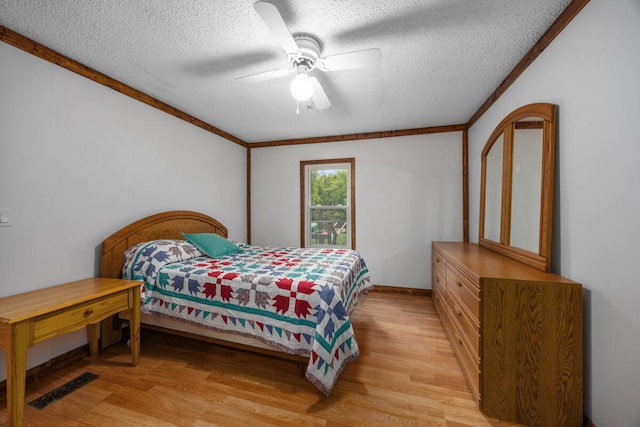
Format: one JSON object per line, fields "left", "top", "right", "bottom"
{"left": 300, "top": 158, "right": 355, "bottom": 249}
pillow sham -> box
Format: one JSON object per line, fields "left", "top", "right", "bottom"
{"left": 122, "top": 239, "right": 204, "bottom": 298}
{"left": 182, "top": 232, "right": 243, "bottom": 258}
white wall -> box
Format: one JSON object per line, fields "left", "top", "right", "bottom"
{"left": 468, "top": 0, "right": 640, "bottom": 425}
{"left": 251, "top": 133, "right": 463, "bottom": 289}
{"left": 4, "top": 1, "right": 634, "bottom": 422}
{"left": 0, "top": 42, "right": 247, "bottom": 379}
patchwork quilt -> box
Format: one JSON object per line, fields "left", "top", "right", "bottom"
{"left": 122, "top": 239, "right": 372, "bottom": 395}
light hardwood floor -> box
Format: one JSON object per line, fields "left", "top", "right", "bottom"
{"left": 1, "top": 293, "right": 524, "bottom": 426}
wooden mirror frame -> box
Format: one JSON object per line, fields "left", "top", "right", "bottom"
{"left": 479, "top": 103, "right": 557, "bottom": 272}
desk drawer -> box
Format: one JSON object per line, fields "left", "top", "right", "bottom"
{"left": 34, "top": 291, "right": 130, "bottom": 343}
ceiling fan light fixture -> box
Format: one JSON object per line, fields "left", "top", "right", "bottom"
{"left": 290, "top": 72, "right": 314, "bottom": 101}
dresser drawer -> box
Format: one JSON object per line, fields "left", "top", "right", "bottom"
{"left": 432, "top": 250, "right": 448, "bottom": 328}
{"left": 432, "top": 284, "right": 447, "bottom": 325}
{"left": 447, "top": 289, "right": 480, "bottom": 358}
{"left": 34, "top": 291, "right": 130, "bottom": 343}
{"left": 448, "top": 310, "right": 481, "bottom": 402}
{"left": 432, "top": 250, "right": 447, "bottom": 278}
{"left": 447, "top": 265, "right": 480, "bottom": 321}
{"left": 432, "top": 268, "right": 446, "bottom": 298}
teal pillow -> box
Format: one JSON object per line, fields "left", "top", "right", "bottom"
{"left": 182, "top": 233, "right": 243, "bottom": 258}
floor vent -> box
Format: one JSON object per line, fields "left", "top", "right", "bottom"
{"left": 28, "top": 372, "right": 98, "bottom": 410}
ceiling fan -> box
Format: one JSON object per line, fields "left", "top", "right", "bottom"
{"left": 236, "top": 1, "right": 383, "bottom": 111}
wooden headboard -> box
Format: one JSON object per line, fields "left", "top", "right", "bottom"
{"left": 101, "top": 210, "right": 228, "bottom": 279}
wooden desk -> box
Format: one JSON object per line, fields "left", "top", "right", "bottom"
{"left": 0, "top": 277, "right": 141, "bottom": 427}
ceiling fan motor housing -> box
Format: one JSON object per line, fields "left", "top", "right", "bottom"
{"left": 291, "top": 34, "right": 321, "bottom": 71}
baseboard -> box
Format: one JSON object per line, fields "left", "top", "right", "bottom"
{"left": 0, "top": 343, "right": 90, "bottom": 401}
{"left": 370, "top": 284, "right": 431, "bottom": 296}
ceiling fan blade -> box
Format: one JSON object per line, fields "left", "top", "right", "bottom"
{"left": 253, "top": 1, "right": 299, "bottom": 55}
{"left": 319, "top": 48, "right": 382, "bottom": 71}
{"left": 235, "top": 68, "right": 292, "bottom": 83}
{"left": 310, "top": 77, "right": 331, "bottom": 110}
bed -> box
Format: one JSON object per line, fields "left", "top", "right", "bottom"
{"left": 100, "top": 210, "right": 372, "bottom": 395}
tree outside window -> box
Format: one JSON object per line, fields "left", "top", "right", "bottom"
{"left": 300, "top": 158, "right": 355, "bottom": 249}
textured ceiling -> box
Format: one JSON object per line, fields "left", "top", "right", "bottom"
{"left": 0, "top": 0, "right": 571, "bottom": 143}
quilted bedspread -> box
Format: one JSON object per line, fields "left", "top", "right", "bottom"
{"left": 122, "top": 239, "right": 372, "bottom": 395}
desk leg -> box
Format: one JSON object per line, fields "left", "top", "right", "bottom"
{"left": 87, "top": 323, "right": 99, "bottom": 357}
{"left": 6, "top": 321, "right": 30, "bottom": 427}
{"left": 129, "top": 287, "right": 140, "bottom": 367}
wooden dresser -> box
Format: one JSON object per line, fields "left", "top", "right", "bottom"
{"left": 432, "top": 241, "right": 583, "bottom": 427}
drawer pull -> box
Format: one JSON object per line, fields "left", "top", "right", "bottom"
{"left": 454, "top": 333, "right": 463, "bottom": 345}
{"left": 454, "top": 305, "right": 463, "bottom": 316}
{"left": 456, "top": 281, "right": 463, "bottom": 287}
{"left": 84, "top": 308, "right": 94, "bottom": 317}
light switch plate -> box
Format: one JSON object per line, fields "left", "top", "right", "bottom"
{"left": 0, "top": 208, "right": 13, "bottom": 227}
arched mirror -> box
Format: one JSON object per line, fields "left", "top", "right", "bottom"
{"left": 479, "top": 103, "right": 557, "bottom": 272}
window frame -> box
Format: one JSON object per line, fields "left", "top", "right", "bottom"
{"left": 300, "top": 158, "right": 356, "bottom": 249}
